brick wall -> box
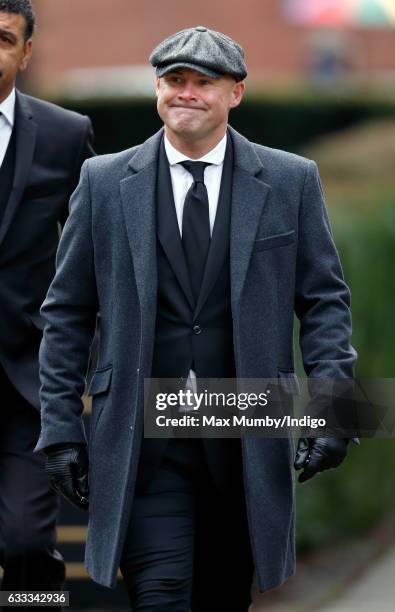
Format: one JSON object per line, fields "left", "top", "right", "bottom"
{"left": 28, "top": 0, "right": 395, "bottom": 94}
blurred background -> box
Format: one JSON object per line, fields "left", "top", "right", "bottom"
{"left": 11, "top": 0, "right": 395, "bottom": 609}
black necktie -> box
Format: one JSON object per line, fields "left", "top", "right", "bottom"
{"left": 180, "top": 161, "right": 211, "bottom": 302}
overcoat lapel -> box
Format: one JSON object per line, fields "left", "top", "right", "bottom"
{"left": 193, "top": 127, "right": 273, "bottom": 319}
{"left": 0, "top": 91, "right": 37, "bottom": 247}
{"left": 119, "top": 130, "right": 163, "bottom": 313}
{"left": 227, "top": 126, "right": 272, "bottom": 312}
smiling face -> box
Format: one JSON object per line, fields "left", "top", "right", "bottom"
{"left": 0, "top": 11, "right": 32, "bottom": 102}
{"left": 156, "top": 68, "right": 245, "bottom": 156}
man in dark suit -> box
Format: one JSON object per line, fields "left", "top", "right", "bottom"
{"left": 0, "top": 0, "right": 94, "bottom": 593}
{"left": 36, "top": 26, "right": 356, "bottom": 611}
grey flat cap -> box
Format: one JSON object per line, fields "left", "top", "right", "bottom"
{"left": 149, "top": 26, "right": 247, "bottom": 81}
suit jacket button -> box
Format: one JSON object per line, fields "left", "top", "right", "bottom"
{"left": 193, "top": 325, "right": 202, "bottom": 335}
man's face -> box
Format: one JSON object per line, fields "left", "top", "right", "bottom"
{"left": 0, "top": 12, "right": 32, "bottom": 101}
{"left": 156, "top": 68, "right": 245, "bottom": 143}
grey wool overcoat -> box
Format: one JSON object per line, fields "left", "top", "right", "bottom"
{"left": 35, "top": 126, "right": 356, "bottom": 590}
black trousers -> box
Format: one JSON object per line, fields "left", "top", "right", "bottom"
{"left": 0, "top": 366, "right": 65, "bottom": 594}
{"left": 120, "top": 438, "right": 254, "bottom": 611}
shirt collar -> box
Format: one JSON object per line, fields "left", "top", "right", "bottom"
{"left": 164, "top": 131, "right": 227, "bottom": 167}
{"left": 0, "top": 88, "right": 16, "bottom": 128}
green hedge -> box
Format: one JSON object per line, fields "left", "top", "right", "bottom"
{"left": 333, "top": 204, "right": 395, "bottom": 378}
{"left": 296, "top": 203, "right": 395, "bottom": 551}
{"left": 296, "top": 438, "right": 395, "bottom": 550}
{"left": 59, "top": 93, "right": 395, "bottom": 155}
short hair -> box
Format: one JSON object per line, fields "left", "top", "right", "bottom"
{"left": 0, "top": 0, "right": 35, "bottom": 41}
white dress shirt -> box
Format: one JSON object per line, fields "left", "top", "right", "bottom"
{"left": 164, "top": 132, "right": 227, "bottom": 404}
{"left": 0, "top": 89, "right": 16, "bottom": 167}
{"left": 164, "top": 132, "right": 227, "bottom": 237}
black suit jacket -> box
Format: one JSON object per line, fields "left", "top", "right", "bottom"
{"left": 0, "top": 90, "right": 94, "bottom": 409}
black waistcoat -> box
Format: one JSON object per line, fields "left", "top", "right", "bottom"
{"left": 137, "top": 134, "right": 243, "bottom": 495}
{"left": 0, "top": 125, "right": 16, "bottom": 226}
{"left": 151, "top": 133, "right": 236, "bottom": 379}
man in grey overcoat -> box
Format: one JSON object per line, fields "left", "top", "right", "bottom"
{"left": 35, "top": 26, "right": 357, "bottom": 611}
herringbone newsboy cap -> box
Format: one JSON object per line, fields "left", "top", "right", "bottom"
{"left": 149, "top": 26, "right": 247, "bottom": 81}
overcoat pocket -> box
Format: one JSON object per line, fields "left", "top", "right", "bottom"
{"left": 253, "top": 230, "right": 295, "bottom": 252}
{"left": 87, "top": 365, "right": 113, "bottom": 396}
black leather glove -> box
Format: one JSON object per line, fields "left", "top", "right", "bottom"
{"left": 44, "top": 443, "right": 89, "bottom": 511}
{"left": 294, "top": 437, "right": 349, "bottom": 483}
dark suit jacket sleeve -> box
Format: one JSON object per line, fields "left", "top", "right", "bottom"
{"left": 294, "top": 160, "right": 357, "bottom": 379}
{"left": 59, "top": 115, "right": 95, "bottom": 229}
{"left": 35, "top": 160, "right": 98, "bottom": 452}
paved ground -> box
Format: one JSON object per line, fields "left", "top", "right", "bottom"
{"left": 72, "top": 544, "right": 395, "bottom": 611}
{"left": 43, "top": 511, "right": 395, "bottom": 610}
{"left": 320, "top": 545, "right": 395, "bottom": 612}
{"left": 249, "top": 509, "right": 395, "bottom": 612}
